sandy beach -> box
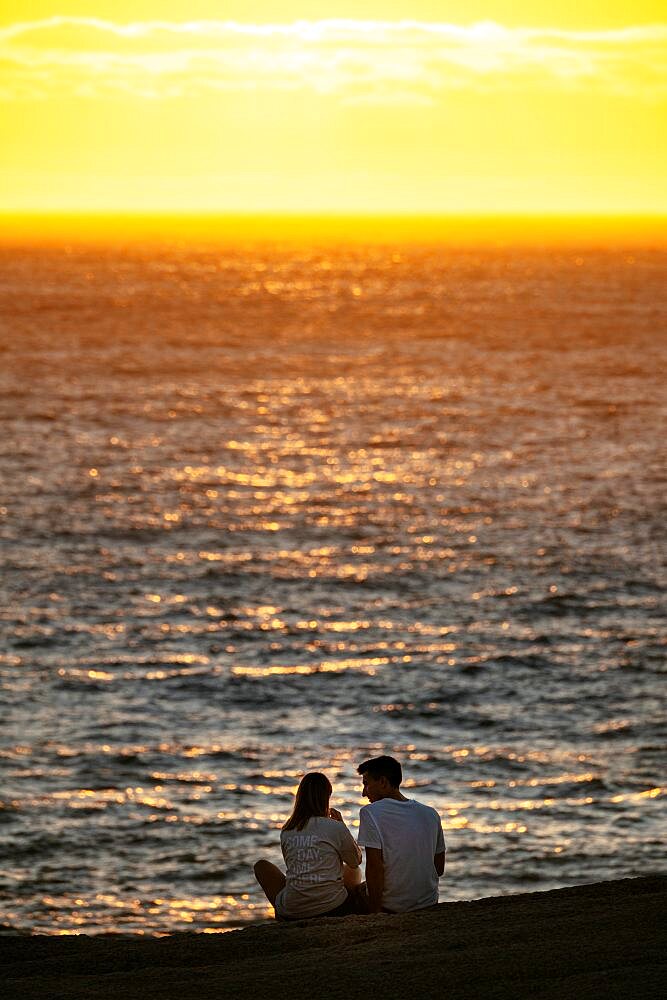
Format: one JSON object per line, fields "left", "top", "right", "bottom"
{"left": 2, "top": 876, "right": 664, "bottom": 1000}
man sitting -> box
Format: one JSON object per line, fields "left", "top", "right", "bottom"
{"left": 357, "top": 755, "right": 446, "bottom": 913}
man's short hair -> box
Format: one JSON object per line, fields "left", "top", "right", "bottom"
{"left": 357, "top": 755, "right": 402, "bottom": 788}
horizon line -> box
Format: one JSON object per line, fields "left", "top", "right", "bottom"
{"left": 2, "top": 211, "right": 665, "bottom": 246}
{"left": 3, "top": 210, "right": 666, "bottom": 217}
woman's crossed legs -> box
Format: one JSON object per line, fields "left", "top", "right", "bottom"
{"left": 253, "top": 860, "right": 362, "bottom": 907}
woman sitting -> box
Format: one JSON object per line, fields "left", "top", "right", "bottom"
{"left": 254, "top": 771, "right": 363, "bottom": 920}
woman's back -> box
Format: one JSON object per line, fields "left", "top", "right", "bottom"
{"left": 276, "top": 815, "right": 359, "bottom": 918}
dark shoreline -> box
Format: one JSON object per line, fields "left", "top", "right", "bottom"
{"left": 2, "top": 876, "right": 664, "bottom": 999}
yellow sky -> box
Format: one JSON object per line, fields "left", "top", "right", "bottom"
{"left": 0, "top": 1, "right": 665, "bottom": 219}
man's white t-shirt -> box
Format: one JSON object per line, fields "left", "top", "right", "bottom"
{"left": 357, "top": 798, "right": 446, "bottom": 913}
{"left": 275, "top": 815, "right": 361, "bottom": 919}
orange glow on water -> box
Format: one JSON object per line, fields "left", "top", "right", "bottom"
{"left": 1, "top": 223, "right": 664, "bottom": 935}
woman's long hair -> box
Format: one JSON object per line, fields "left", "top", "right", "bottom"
{"left": 282, "top": 772, "right": 332, "bottom": 831}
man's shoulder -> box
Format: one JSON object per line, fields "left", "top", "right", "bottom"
{"left": 361, "top": 798, "right": 426, "bottom": 819}
{"left": 360, "top": 799, "right": 393, "bottom": 818}
{"left": 411, "top": 799, "right": 442, "bottom": 822}
{"left": 361, "top": 798, "right": 441, "bottom": 821}
{"left": 412, "top": 798, "right": 440, "bottom": 815}
{"left": 358, "top": 801, "right": 386, "bottom": 834}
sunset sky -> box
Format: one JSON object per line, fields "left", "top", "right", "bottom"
{"left": 1, "top": 1, "right": 665, "bottom": 218}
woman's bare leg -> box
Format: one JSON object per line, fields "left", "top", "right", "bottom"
{"left": 253, "top": 859, "right": 286, "bottom": 906}
{"left": 343, "top": 863, "right": 362, "bottom": 888}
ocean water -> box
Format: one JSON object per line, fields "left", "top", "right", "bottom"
{"left": 0, "top": 239, "right": 665, "bottom": 935}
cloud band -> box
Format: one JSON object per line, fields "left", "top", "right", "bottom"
{"left": 1, "top": 17, "right": 665, "bottom": 101}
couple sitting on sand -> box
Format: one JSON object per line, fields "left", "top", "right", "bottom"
{"left": 254, "top": 755, "right": 446, "bottom": 920}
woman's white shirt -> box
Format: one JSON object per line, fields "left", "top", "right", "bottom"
{"left": 274, "top": 816, "right": 361, "bottom": 918}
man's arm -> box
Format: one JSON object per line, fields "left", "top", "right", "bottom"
{"left": 365, "top": 847, "right": 384, "bottom": 912}
{"left": 434, "top": 851, "right": 446, "bottom": 877}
